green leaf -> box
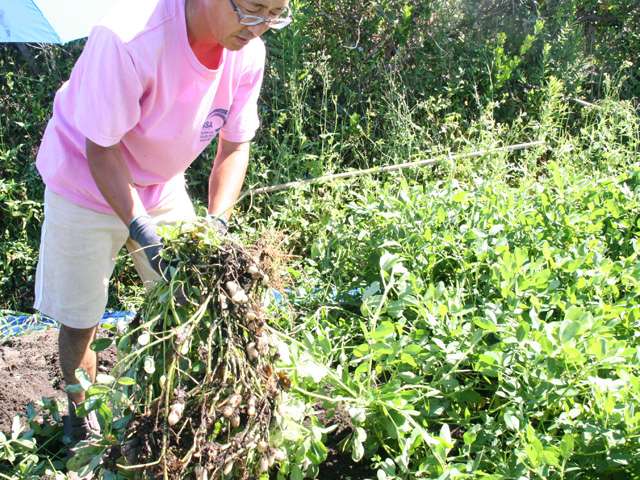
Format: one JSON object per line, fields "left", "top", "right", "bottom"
{"left": 98, "top": 402, "right": 113, "bottom": 427}
{"left": 463, "top": 429, "right": 477, "bottom": 446}
{"left": 475, "top": 351, "right": 503, "bottom": 376}
{"left": 13, "top": 438, "right": 35, "bottom": 449}
{"left": 504, "top": 411, "right": 520, "bottom": 431}
{"left": 525, "top": 424, "right": 544, "bottom": 467}
{"left": 117, "top": 376, "right": 136, "bottom": 386}
{"left": 90, "top": 337, "right": 113, "bottom": 352}
{"left": 96, "top": 373, "right": 115, "bottom": 385}
{"left": 559, "top": 320, "right": 581, "bottom": 343}
{"left": 290, "top": 464, "right": 304, "bottom": 480}
{"left": 525, "top": 443, "right": 541, "bottom": 468}
{"left": 362, "top": 281, "right": 381, "bottom": 299}
{"left": 66, "top": 445, "right": 103, "bottom": 471}
{"left": 113, "top": 415, "right": 132, "bottom": 430}
{"left": 296, "top": 353, "right": 328, "bottom": 382}
{"left": 380, "top": 252, "right": 399, "bottom": 273}
{"left": 439, "top": 423, "right": 452, "bottom": 446}
{"left": 399, "top": 353, "right": 417, "bottom": 368}
{"left": 117, "top": 336, "right": 131, "bottom": 352}
{"left": 454, "top": 389, "right": 482, "bottom": 403}
{"left": 87, "top": 384, "right": 110, "bottom": 396}
{"left": 11, "top": 415, "right": 22, "bottom": 440}
{"left": 452, "top": 190, "right": 469, "bottom": 203}
{"left": 309, "top": 438, "right": 328, "bottom": 464}
{"left": 370, "top": 321, "right": 395, "bottom": 341}
{"left": 83, "top": 397, "right": 101, "bottom": 413}
{"left": 65, "top": 383, "right": 84, "bottom": 394}
{"left": 100, "top": 322, "right": 116, "bottom": 332}
{"left": 559, "top": 433, "right": 575, "bottom": 458}
{"left": 516, "top": 322, "right": 530, "bottom": 341}
{"left": 353, "top": 361, "right": 369, "bottom": 380}
{"left": 564, "top": 305, "right": 587, "bottom": 322}
{"left": 351, "top": 437, "right": 365, "bottom": 462}
{"left": 25, "top": 403, "right": 37, "bottom": 421}
{"left": 542, "top": 447, "right": 560, "bottom": 467}
{"left": 352, "top": 343, "right": 369, "bottom": 358}
{"left": 75, "top": 368, "right": 93, "bottom": 391}
{"left": 473, "top": 317, "right": 497, "bottom": 332}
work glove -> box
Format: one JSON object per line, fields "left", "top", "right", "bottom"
{"left": 206, "top": 214, "right": 229, "bottom": 236}
{"left": 128, "top": 215, "right": 169, "bottom": 278}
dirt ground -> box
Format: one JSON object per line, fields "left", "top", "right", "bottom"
{"left": 0, "top": 328, "right": 116, "bottom": 433}
{"left": 318, "top": 448, "right": 374, "bottom": 480}
{"left": 0, "top": 329, "right": 373, "bottom": 478}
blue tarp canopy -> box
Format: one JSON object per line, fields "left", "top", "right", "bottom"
{"left": 0, "top": 0, "right": 116, "bottom": 44}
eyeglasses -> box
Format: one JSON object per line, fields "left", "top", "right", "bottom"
{"left": 228, "top": 0, "right": 292, "bottom": 30}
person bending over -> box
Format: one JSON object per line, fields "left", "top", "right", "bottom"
{"left": 33, "top": 0, "right": 291, "bottom": 443}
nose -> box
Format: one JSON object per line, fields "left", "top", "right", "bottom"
{"left": 246, "top": 23, "right": 270, "bottom": 37}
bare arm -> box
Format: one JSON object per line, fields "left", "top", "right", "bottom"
{"left": 208, "top": 137, "right": 250, "bottom": 221}
{"left": 86, "top": 138, "right": 147, "bottom": 225}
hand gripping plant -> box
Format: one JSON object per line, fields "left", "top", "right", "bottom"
{"left": 74, "top": 221, "right": 290, "bottom": 479}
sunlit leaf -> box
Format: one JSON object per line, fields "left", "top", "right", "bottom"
{"left": 75, "top": 368, "right": 92, "bottom": 391}
{"left": 90, "top": 338, "right": 113, "bottom": 352}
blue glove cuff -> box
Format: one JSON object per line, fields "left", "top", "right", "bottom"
{"left": 129, "top": 215, "right": 161, "bottom": 247}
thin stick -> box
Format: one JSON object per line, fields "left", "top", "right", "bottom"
{"left": 570, "top": 97, "right": 597, "bottom": 108}
{"left": 236, "top": 141, "right": 546, "bottom": 205}
{"left": 117, "top": 459, "right": 162, "bottom": 471}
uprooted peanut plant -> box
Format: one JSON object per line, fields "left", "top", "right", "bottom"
{"left": 68, "top": 221, "right": 292, "bottom": 479}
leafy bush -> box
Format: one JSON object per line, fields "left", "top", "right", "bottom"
{"left": 1, "top": 1, "right": 639, "bottom": 312}
{"left": 271, "top": 162, "right": 640, "bottom": 478}
{"left": 4, "top": 160, "right": 638, "bottom": 478}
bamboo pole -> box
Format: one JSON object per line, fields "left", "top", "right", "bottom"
{"left": 236, "top": 140, "right": 546, "bottom": 204}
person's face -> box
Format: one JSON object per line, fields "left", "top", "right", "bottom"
{"left": 201, "top": 0, "right": 290, "bottom": 50}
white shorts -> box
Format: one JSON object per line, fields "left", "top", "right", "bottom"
{"left": 34, "top": 188, "right": 196, "bottom": 329}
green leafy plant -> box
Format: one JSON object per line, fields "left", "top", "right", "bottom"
{"left": 263, "top": 161, "right": 640, "bottom": 479}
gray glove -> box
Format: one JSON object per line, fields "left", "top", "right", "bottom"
{"left": 128, "top": 215, "right": 167, "bottom": 277}
{"left": 206, "top": 214, "right": 228, "bottom": 235}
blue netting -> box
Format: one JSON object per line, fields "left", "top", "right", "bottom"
{"left": 0, "top": 311, "right": 136, "bottom": 338}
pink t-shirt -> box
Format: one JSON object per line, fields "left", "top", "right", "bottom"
{"left": 36, "top": 0, "right": 265, "bottom": 213}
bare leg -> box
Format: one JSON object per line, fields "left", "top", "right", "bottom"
{"left": 58, "top": 324, "right": 102, "bottom": 443}
{"left": 58, "top": 324, "right": 98, "bottom": 404}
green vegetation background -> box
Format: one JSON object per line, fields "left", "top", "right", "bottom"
{"left": 1, "top": 0, "right": 638, "bottom": 312}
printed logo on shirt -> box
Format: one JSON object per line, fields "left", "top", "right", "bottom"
{"left": 200, "top": 108, "right": 229, "bottom": 142}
